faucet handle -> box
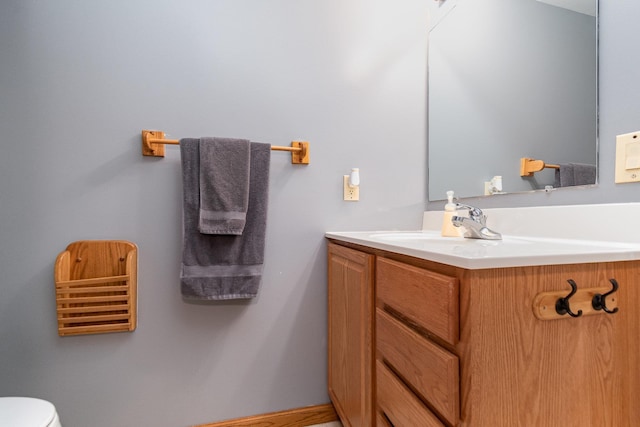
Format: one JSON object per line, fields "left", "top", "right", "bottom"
{"left": 454, "top": 203, "right": 485, "bottom": 221}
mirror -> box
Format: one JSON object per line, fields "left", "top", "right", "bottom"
{"left": 427, "top": 0, "right": 598, "bottom": 201}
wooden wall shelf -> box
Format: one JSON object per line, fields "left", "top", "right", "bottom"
{"left": 54, "top": 240, "right": 137, "bottom": 336}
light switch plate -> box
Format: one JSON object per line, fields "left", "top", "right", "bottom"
{"left": 615, "top": 131, "right": 640, "bottom": 184}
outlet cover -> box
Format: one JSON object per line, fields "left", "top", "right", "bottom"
{"left": 615, "top": 131, "right": 640, "bottom": 184}
{"left": 343, "top": 175, "right": 360, "bottom": 201}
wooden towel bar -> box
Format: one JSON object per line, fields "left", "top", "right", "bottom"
{"left": 142, "top": 130, "right": 310, "bottom": 164}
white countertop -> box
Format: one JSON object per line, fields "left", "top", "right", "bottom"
{"left": 325, "top": 230, "right": 640, "bottom": 269}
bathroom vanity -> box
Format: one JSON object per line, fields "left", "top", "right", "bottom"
{"left": 326, "top": 225, "right": 640, "bottom": 426}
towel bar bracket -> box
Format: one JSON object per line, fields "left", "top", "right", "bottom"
{"left": 141, "top": 130, "right": 310, "bottom": 164}
{"left": 142, "top": 130, "right": 167, "bottom": 157}
{"left": 290, "top": 141, "right": 309, "bottom": 164}
{"left": 520, "top": 157, "right": 560, "bottom": 177}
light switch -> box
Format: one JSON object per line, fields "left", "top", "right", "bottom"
{"left": 625, "top": 141, "right": 640, "bottom": 169}
{"left": 615, "top": 131, "right": 640, "bottom": 184}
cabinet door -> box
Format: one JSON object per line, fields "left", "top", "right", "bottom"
{"left": 328, "top": 243, "right": 374, "bottom": 427}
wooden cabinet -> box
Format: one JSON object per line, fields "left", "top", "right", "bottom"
{"left": 327, "top": 243, "right": 375, "bottom": 427}
{"left": 327, "top": 239, "right": 640, "bottom": 426}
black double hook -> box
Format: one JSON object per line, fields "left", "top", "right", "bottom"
{"left": 592, "top": 279, "right": 619, "bottom": 314}
{"left": 555, "top": 279, "right": 583, "bottom": 318}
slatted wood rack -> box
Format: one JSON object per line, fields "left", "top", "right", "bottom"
{"left": 54, "top": 240, "right": 137, "bottom": 336}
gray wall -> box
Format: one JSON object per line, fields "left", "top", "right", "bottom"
{"left": 0, "top": 1, "right": 428, "bottom": 426}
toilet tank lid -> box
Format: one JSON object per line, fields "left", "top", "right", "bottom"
{"left": 0, "top": 397, "right": 57, "bottom": 426}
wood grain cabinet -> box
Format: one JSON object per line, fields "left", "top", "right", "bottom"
{"left": 327, "top": 240, "right": 640, "bottom": 427}
{"left": 328, "top": 243, "right": 375, "bottom": 427}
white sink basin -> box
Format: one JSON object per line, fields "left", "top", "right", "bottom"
{"left": 369, "top": 231, "right": 527, "bottom": 244}
{"left": 325, "top": 230, "right": 640, "bottom": 269}
{"left": 369, "top": 231, "right": 457, "bottom": 241}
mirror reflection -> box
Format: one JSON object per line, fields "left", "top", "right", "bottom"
{"left": 427, "top": 0, "right": 598, "bottom": 201}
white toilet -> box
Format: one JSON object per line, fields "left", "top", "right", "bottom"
{"left": 0, "top": 397, "right": 62, "bottom": 427}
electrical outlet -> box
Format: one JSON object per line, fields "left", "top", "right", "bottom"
{"left": 343, "top": 175, "right": 359, "bottom": 201}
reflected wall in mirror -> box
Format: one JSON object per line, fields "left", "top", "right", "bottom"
{"left": 427, "top": 0, "right": 598, "bottom": 201}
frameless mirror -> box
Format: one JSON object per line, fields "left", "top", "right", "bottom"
{"left": 427, "top": 0, "right": 598, "bottom": 201}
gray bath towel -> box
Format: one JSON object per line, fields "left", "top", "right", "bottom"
{"left": 198, "top": 137, "right": 251, "bottom": 235}
{"left": 180, "top": 138, "right": 271, "bottom": 300}
{"left": 554, "top": 163, "right": 596, "bottom": 187}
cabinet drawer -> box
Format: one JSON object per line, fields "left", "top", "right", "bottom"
{"left": 376, "top": 359, "right": 445, "bottom": 427}
{"left": 377, "top": 308, "right": 459, "bottom": 425}
{"left": 376, "top": 257, "right": 459, "bottom": 345}
{"left": 376, "top": 412, "right": 392, "bottom": 427}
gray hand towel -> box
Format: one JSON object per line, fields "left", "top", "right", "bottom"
{"left": 554, "top": 163, "right": 596, "bottom": 187}
{"left": 198, "top": 137, "right": 251, "bottom": 235}
{"left": 180, "top": 138, "right": 271, "bottom": 300}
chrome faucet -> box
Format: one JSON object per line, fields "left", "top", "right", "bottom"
{"left": 452, "top": 203, "right": 502, "bottom": 240}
